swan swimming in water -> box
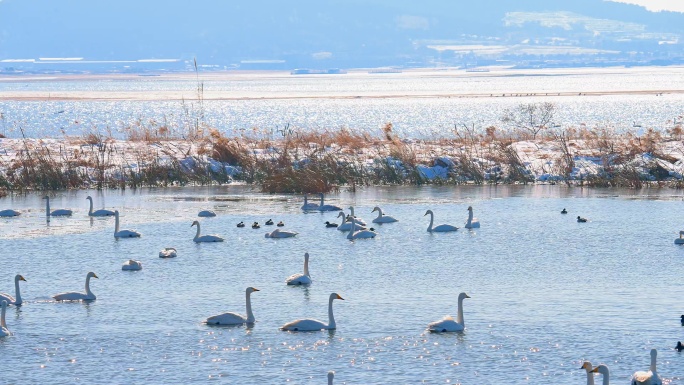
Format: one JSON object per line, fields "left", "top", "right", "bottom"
{"left": 53, "top": 272, "right": 98, "bottom": 301}
{"left": 630, "top": 349, "right": 662, "bottom": 385}
{"left": 0, "top": 274, "right": 26, "bottom": 306}
{"left": 301, "top": 195, "right": 320, "bottom": 211}
{"left": 204, "top": 287, "right": 260, "bottom": 325}
{"left": 281, "top": 293, "right": 344, "bottom": 331}
{"left": 121, "top": 259, "right": 143, "bottom": 271}
{"left": 198, "top": 210, "right": 216, "bottom": 217}
{"left": 158, "top": 248, "right": 177, "bottom": 258}
{"left": 424, "top": 210, "right": 458, "bottom": 232}
{"left": 346, "top": 212, "right": 377, "bottom": 240}
{"left": 317, "top": 193, "right": 343, "bottom": 212}
{"left": 580, "top": 361, "right": 596, "bottom": 385}
{"left": 347, "top": 207, "right": 367, "bottom": 226}
{"left": 335, "top": 212, "right": 367, "bottom": 232}
{"left": 371, "top": 206, "right": 398, "bottom": 223}
{"left": 86, "top": 196, "right": 114, "bottom": 217}
{"left": 591, "top": 364, "right": 610, "bottom": 385}
{"left": 192, "top": 220, "right": 224, "bottom": 242}
{"left": 114, "top": 210, "right": 141, "bottom": 238}
{"left": 465, "top": 206, "right": 480, "bottom": 228}
{"left": 0, "top": 301, "right": 9, "bottom": 337}
{"left": 44, "top": 196, "right": 72, "bottom": 216}
{"left": 0, "top": 209, "right": 20, "bottom": 217}
{"left": 265, "top": 228, "right": 298, "bottom": 238}
{"left": 428, "top": 292, "right": 470, "bottom": 332}
{"left": 286, "top": 252, "right": 312, "bottom": 285}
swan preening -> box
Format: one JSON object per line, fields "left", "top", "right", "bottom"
{"left": 53, "top": 272, "right": 98, "bottom": 301}
{"left": 0, "top": 301, "right": 9, "bottom": 337}
{"left": 0, "top": 274, "right": 26, "bottom": 306}
{"left": 346, "top": 208, "right": 377, "bottom": 239}
{"left": 336, "top": 212, "right": 367, "bottom": 232}
{"left": 44, "top": 196, "right": 72, "bottom": 216}
{"left": 265, "top": 228, "right": 298, "bottom": 238}
{"left": 122, "top": 259, "right": 143, "bottom": 271}
{"left": 114, "top": 210, "right": 141, "bottom": 238}
{"left": 192, "top": 220, "right": 224, "bottom": 242}
{"left": 591, "top": 364, "right": 610, "bottom": 385}
{"left": 204, "top": 287, "right": 259, "bottom": 325}
{"left": 159, "top": 248, "right": 178, "bottom": 258}
{"left": 86, "top": 196, "right": 114, "bottom": 217}
{"left": 580, "top": 362, "right": 595, "bottom": 385}
{"left": 465, "top": 206, "right": 480, "bottom": 229}
{"left": 281, "top": 293, "right": 344, "bottom": 331}
{"left": 675, "top": 231, "right": 684, "bottom": 245}
{"left": 0, "top": 209, "right": 20, "bottom": 217}
{"left": 318, "top": 193, "right": 343, "bottom": 212}
{"left": 286, "top": 252, "right": 312, "bottom": 285}
{"left": 371, "top": 206, "right": 398, "bottom": 223}
{"left": 198, "top": 210, "right": 216, "bottom": 217}
{"left": 301, "top": 195, "right": 320, "bottom": 211}
{"left": 630, "top": 349, "right": 662, "bottom": 385}
{"left": 428, "top": 292, "right": 470, "bottom": 332}
{"left": 424, "top": 210, "right": 458, "bottom": 232}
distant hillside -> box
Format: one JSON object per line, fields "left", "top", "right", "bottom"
{"left": 0, "top": 0, "right": 683, "bottom": 70}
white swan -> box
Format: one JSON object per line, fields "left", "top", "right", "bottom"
{"left": 114, "top": 210, "right": 141, "bottom": 238}
{"left": 0, "top": 274, "right": 26, "bottom": 306}
{"left": 281, "top": 293, "right": 344, "bottom": 331}
{"left": 371, "top": 206, "right": 398, "bottom": 223}
{"left": 591, "top": 364, "right": 610, "bottom": 385}
{"left": 675, "top": 231, "right": 684, "bottom": 245}
{"left": 328, "top": 371, "right": 334, "bottom": 385}
{"left": 44, "top": 196, "right": 72, "bottom": 216}
{"left": 121, "top": 259, "right": 142, "bottom": 271}
{"left": 580, "top": 361, "right": 596, "bottom": 385}
{"left": 198, "top": 210, "right": 216, "bottom": 217}
{"left": 301, "top": 195, "right": 320, "bottom": 211}
{"left": 86, "top": 196, "right": 114, "bottom": 217}
{"left": 204, "top": 287, "right": 260, "bottom": 325}
{"left": 0, "top": 301, "right": 9, "bottom": 337}
{"left": 465, "top": 206, "right": 480, "bottom": 228}
{"left": 335, "top": 212, "right": 367, "bottom": 232}
{"left": 428, "top": 292, "right": 470, "bottom": 332}
{"left": 347, "top": 211, "right": 377, "bottom": 240}
{"left": 192, "top": 220, "right": 224, "bottom": 242}
{"left": 265, "top": 228, "right": 298, "bottom": 238}
{"left": 159, "top": 248, "right": 177, "bottom": 258}
{"left": 424, "top": 210, "right": 458, "bottom": 232}
{"left": 0, "top": 209, "right": 20, "bottom": 217}
{"left": 286, "top": 252, "right": 312, "bottom": 285}
{"left": 630, "top": 349, "right": 662, "bottom": 385}
{"left": 317, "top": 193, "right": 343, "bottom": 212}
{"left": 347, "top": 206, "right": 367, "bottom": 226}
{"left": 53, "top": 272, "right": 98, "bottom": 301}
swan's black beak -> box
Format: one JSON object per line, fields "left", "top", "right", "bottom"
{"left": 590, "top": 367, "right": 599, "bottom": 373}
{"left": 20, "top": 276, "right": 26, "bottom": 281}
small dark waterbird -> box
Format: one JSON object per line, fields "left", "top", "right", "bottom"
{"left": 577, "top": 216, "right": 588, "bottom": 223}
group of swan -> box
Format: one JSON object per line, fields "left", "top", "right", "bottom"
{"left": 580, "top": 349, "right": 662, "bottom": 385}
{"left": 52, "top": 272, "right": 98, "bottom": 301}
{"left": 0, "top": 274, "right": 26, "bottom": 306}
{"left": 301, "top": 193, "right": 343, "bottom": 212}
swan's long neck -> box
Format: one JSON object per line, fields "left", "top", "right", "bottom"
{"left": 303, "top": 254, "right": 310, "bottom": 277}
{"left": 427, "top": 212, "right": 434, "bottom": 231}
{"left": 327, "top": 295, "right": 336, "bottom": 329}
{"left": 375, "top": 208, "right": 383, "bottom": 219}
{"left": 304, "top": 196, "right": 308, "bottom": 205}
{"left": 87, "top": 198, "right": 94, "bottom": 215}
{"left": 467, "top": 209, "right": 473, "bottom": 225}
{"left": 350, "top": 207, "right": 355, "bottom": 217}
{"left": 85, "top": 276, "right": 93, "bottom": 296}
{"left": 114, "top": 213, "right": 120, "bottom": 233}
{"left": 347, "top": 217, "right": 355, "bottom": 239}
{"left": 14, "top": 276, "right": 22, "bottom": 304}
{"left": 319, "top": 194, "right": 325, "bottom": 206}
{"left": 0, "top": 302, "right": 6, "bottom": 329}
{"left": 45, "top": 198, "right": 50, "bottom": 215}
{"left": 586, "top": 369, "right": 595, "bottom": 385}
{"left": 457, "top": 296, "right": 466, "bottom": 326}
{"left": 194, "top": 223, "right": 201, "bottom": 240}
{"left": 245, "top": 290, "right": 255, "bottom": 323}
{"left": 328, "top": 372, "right": 334, "bottom": 385}
{"left": 650, "top": 351, "right": 657, "bottom": 373}
{"left": 599, "top": 367, "right": 609, "bottom": 385}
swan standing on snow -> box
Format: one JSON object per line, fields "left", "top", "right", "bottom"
{"left": 281, "top": 293, "right": 344, "bottom": 331}
{"left": 286, "top": 252, "right": 312, "bottom": 285}
{"left": 465, "top": 206, "right": 480, "bottom": 228}
{"left": 327, "top": 371, "right": 334, "bottom": 385}
{"left": 424, "top": 210, "right": 458, "bottom": 232}
{"left": 318, "top": 193, "right": 342, "bottom": 212}
{"left": 44, "top": 196, "right": 72, "bottom": 216}
{"left": 53, "top": 272, "right": 98, "bottom": 301}
{"left": 591, "top": 364, "right": 610, "bottom": 385}
{"left": 371, "top": 206, "right": 398, "bottom": 223}
{"left": 122, "top": 260, "right": 143, "bottom": 271}
{"left": 428, "top": 292, "right": 470, "bottom": 332}
{"left": 301, "top": 195, "right": 320, "bottom": 211}
{"left": 0, "top": 209, "right": 20, "bottom": 217}
{"left": 265, "top": 228, "right": 298, "bottom": 238}
{"left": 159, "top": 248, "right": 177, "bottom": 258}
{"left": 0, "top": 274, "right": 27, "bottom": 306}
{"left": 198, "top": 210, "right": 216, "bottom": 217}
{"left": 347, "top": 208, "right": 377, "bottom": 239}
{"left": 204, "top": 287, "right": 260, "bottom": 325}
{"left": 580, "top": 361, "right": 596, "bottom": 385}
{"left": 0, "top": 301, "right": 9, "bottom": 337}
{"left": 630, "top": 349, "right": 662, "bottom": 385}
{"left": 335, "top": 212, "right": 367, "bottom": 232}
{"left": 192, "top": 220, "right": 224, "bottom": 242}
{"left": 114, "top": 210, "right": 141, "bottom": 238}
{"left": 86, "top": 196, "right": 114, "bottom": 217}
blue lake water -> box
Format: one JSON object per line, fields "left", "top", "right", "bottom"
{"left": 1, "top": 185, "right": 684, "bottom": 384}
